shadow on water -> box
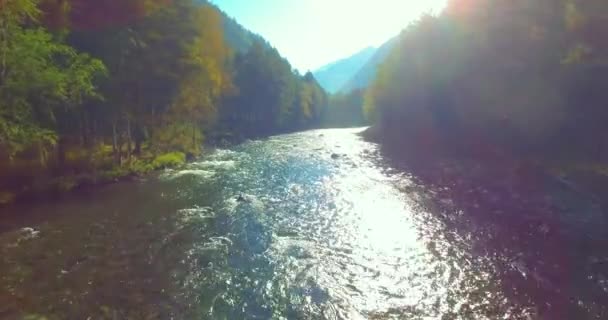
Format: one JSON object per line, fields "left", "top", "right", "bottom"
{"left": 375, "top": 133, "right": 608, "bottom": 319}
{"left": 1, "top": 128, "right": 607, "bottom": 319}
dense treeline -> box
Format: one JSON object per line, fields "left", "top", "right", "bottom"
{"left": 365, "top": 0, "right": 608, "bottom": 164}
{"left": 217, "top": 41, "right": 327, "bottom": 140}
{"left": 0, "top": 0, "right": 326, "bottom": 202}
{"left": 320, "top": 89, "right": 366, "bottom": 128}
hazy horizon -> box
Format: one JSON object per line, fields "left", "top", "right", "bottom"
{"left": 210, "top": 0, "right": 446, "bottom": 72}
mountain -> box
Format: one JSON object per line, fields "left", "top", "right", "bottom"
{"left": 340, "top": 36, "right": 398, "bottom": 93}
{"left": 219, "top": 12, "right": 266, "bottom": 53}
{"left": 202, "top": 1, "right": 265, "bottom": 53}
{"left": 313, "top": 46, "right": 377, "bottom": 94}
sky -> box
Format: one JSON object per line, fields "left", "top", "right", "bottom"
{"left": 210, "top": 0, "right": 447, "bottom": 72}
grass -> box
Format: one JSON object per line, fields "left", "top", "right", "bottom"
{"left": 151, "top": 152, "right": 186, "bottom": 169}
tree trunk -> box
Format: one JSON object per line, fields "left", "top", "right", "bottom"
{"left": 192, "top": 123, "right": 197, "bottom": 151}
{"left": 38, "top": 142, "right": 47, "bottom": 168}
{"left": 0, "top": 21, "right": 7, "bottom": 84}
{"left": 56, "top": 136, "right": 66, "bottom": 172}
{"left": 126, "top": 117, "right": 132, "bottom": 161}
{"left": 118, "top": 136, "right": 124, "bottom": 166}
{"left": 112, "top": 121, "right": 120, "bottom": 165}
{"left": 80, "top": 111, "right": 89, "bottom": 148}
{"left": 134, "top": 123, "right": 142, "bottom": 156}
{"left": 91, "top": 118, "right": 97, "bottom": 147}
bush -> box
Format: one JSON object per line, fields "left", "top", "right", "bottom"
{"left": 152, "top": 152, "right": 186, "bottom": 169}
{"left": 128, "top": 159, "right": 154, "bottom": 175}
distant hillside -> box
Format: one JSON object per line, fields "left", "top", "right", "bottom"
{"left": 219, "top": 13, "right": 266, "bottom": 53}
{"left": 202, "top": 1, "right": 265, "bottom": 53}
{"left": 340, "top": 36, "right": 398, "bottom": 93}
{"left": 313, "top": 47, "right": 376, "bottom": 94}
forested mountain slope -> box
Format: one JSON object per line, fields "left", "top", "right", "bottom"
{"left": 365, "top": 0, "right": 608, "bottom": 167}
{"left": 341, "top": 37, "right": 397, "bottom": 93}
{"left": 313, "top": 46, "right": 376, "bottom": 94}
{"left": 0, "top": 0, "right": 327, "bottom": 203}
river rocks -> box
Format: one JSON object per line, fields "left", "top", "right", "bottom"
{"left": 290, "top": 184, "right": 303, "bottom": 195}
{"left": 275, "top": 228, "right": 299, "bottom": 238}
{"left": 236, "top": 194, "right": 248, "bottom": 203}
{"left": 19, "top": 227, "right": 40, "bottom": 240}
{"left": 234, "top": 194, "right": 265, "bottom": 212}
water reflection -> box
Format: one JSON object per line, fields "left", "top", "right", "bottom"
{"left": 0, "top": 128, "right": 591, "bottom": 319}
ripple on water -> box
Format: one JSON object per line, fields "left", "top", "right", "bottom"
{"left": 0, "top": 128, "right": 588, "bottom": 319}
{"left": 195, "top": 160, "right": 237, "bottom": 169}
{"left": 161, "top": 168, "right": 216, "bottom": 180}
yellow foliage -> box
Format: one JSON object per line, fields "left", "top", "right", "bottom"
{"left": 171, "top": 4, "right": 232, "bottom": 128}
{"left": 299, "top": 84, "right": 313, "bottom": 120}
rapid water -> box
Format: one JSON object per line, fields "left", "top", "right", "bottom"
{"left": 1, "top": 128, "right": 606, "bottom": 319}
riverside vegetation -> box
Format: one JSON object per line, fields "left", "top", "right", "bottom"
{"left": 364, "top": 0, "right": 608, "bottom": 169}
{"left": 0, "top": 0, "right": 328, "bottom": 204}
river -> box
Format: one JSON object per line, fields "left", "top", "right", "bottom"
{"left": 1, "top": 128, "right": 607, "bottom": 319}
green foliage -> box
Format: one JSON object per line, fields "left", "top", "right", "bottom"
{"left": 128, "top": 159, "right": 154, "bottom": 175}
{"left": 152, "top": 152, "right": 186, "bottom": 169}
{"left": 0, "top": 0, "right": 328, "bottom": 200}
{"left": 0, "top": 2, "right": 106, "bottom": 159}
{"left": 151, "top": 121, "right": 204, "bottom": 156}
{"left": 0, "top": 0, "right": 41, "bottom": 24}
{"left": 367, "top": 0, "right": 608, "bottom": 162}
{"left": 322, "top": 89, "right": 366, "bottom": 128}
{"left": 219, "top": 43, "right": 327, "bottom": 137}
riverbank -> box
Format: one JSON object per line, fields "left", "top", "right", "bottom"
{"left": 2, "top": 127, "right": 606, "bottom": 319}
{"left": 0, "top": 127, "right": 313, "bottom": 207}
{"left": 0, "top": 151, "right": 188, "bottom": 207}
{"left": 361, "top": 126, "right": 608, "bottom": 208}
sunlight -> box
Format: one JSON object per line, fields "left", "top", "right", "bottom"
{"left": 310, "top": 0, "right": 446, "bottom": 45}
{"left": 310, "top": 129, "right": 435, "bottom": 315}
{"left": 302, "top": 0, "right": 448, "bottom": 70}
{"left": 211, "top": 0, "right": 447, "bottom": 71}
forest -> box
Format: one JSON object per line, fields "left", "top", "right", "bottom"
{"left": 364, "top": 0, "right": 608, "bottom": 169}
{"left": 320, "top": 89, "right": 366, "bottom": 128}
{"left": 5, "top": 0, "right": 607, "bottom": 205}
{"left": 0, "top": 0, "right": 327, "bottom": 203}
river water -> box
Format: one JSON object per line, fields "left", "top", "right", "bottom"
{"left": 1, "top": 128, "right": 607, "bottom": 319}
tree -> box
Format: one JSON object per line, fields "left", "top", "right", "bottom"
{"left": 366, "top": 0, "right": 608, "bottom": 161}
{"left": 167, "top": 3, "right": 232, "bottom": 153}
{"left": 0, "top": 0, "right": 105, "bottom": 163}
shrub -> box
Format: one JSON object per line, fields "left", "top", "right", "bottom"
{"left": 152, "top": 152, "right": 186, "bottom": 169}
{"left": 128, "top": 160, "right": 154, "bottom": 175}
